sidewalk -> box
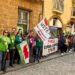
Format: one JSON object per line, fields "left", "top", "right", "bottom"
{"left": 0, "top": 51, "right": 74, "bottom": 75}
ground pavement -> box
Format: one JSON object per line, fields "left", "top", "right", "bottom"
{"left": 3, "top": 52, "right": 75, "bottom": 75}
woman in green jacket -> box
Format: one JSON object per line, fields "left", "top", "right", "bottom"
{"left": 0, "top": 30, "right": 10, "bottom": 72}
{"left": 14, "top": 29, "right": 23, "bottom": 64}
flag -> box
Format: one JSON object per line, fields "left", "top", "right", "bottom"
{"left": 17, "top": 41, "right": 29, "bottom": 64}
{"left": 34, "top": 18, "right": 51, "bottom": 41}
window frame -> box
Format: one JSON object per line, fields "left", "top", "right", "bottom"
{"left": 53, "top": 0, "right": 64, "bottom": 11}
{"left": 18, "top": 9, "right": 29, "bottom": 32}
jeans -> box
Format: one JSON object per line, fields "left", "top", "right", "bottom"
{"left": 29, "top": 45, "right": 35, "bottom": 63}
{"left": 60, "top": 44, "right": 67, "bottom": 53}
{"left": 14, "top": 48, "right": 20, "bottom": 64}
{"left": 1, "top": 52, "right": 7, "bottom": 71}
{"left": 34, "top": 47, "right": 42, "bottom": 62}
{"left": 9, "top": 49, "right": 14, "bottom": 66}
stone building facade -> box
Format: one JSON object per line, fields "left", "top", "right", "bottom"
{"left": 0, "top": 0, "right": 42, "bottom": 33}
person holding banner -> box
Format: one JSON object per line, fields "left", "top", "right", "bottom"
{"left": 35, "top": 35, "right": 43, "bottom": 62}
{"left": 28, "top": 30, "right": 36, "bottom": 63}
{"left": 14, "top": 29, "right": 23, "bottom": 64}
{"left": 0, "top": 30, "right": 10, "bottom": 72}
{"left": 8, "top": 28, "right": 16, "bottom": 67}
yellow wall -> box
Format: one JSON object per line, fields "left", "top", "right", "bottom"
{"left": 44, "top": 0, "right": 72, "bottom": 32}
{"left": 44, "top": 0, "right": 53, "bottom": 19}
{"left": 61, "top": 0, "right": 72, "bottom": 29}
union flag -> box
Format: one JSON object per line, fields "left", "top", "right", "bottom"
{"left": 17, "top": 41, "right": 29, "bottom": 64}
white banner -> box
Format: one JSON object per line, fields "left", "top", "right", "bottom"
{"left": 34, "top": 18, "right": 51, "bottom": 41}
{"left": 43, "top": 38, "right": 58, "bottom": 56}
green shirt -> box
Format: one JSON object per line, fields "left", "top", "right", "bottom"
{"left": 0, "top": 35, "right": 10, "bottom": 51}
{"left": 36, "top": 38, "right": 43, "bottom": 47}
{"left": 9, "top": 34, "right": 15, "bottom": 49}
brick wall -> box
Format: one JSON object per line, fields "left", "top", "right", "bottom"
{"left": 0, "top": 0, "right": 42, "bottom": 33}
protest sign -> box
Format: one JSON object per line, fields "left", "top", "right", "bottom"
{"left": 34, "top": 18, "right": 50, "bottom": 41}
{"left": 43, "top": 38, "right": 58, "bottom": 56}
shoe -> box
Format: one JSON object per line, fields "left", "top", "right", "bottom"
{"left": 61, "top": 53, "right": 64, "bottom": 55}
{"left": 38, "top": 60, "right": 40, "bottom": 63}
{"left": 73, "top": 49, "right": 75, "bottom": 52}
{"left": 17, "top": 62, "right": 20, "bottom": 64}
{"left": 1, "top": 68, "right": 3, "bottom": 71}
{"left": 3, "top": 69, "right": 6, "bottom": 73}
{"left": 13, "top": 60, "right": 15, "bottom": 64}
{"left": 17, "top": 60, "right": 20, "bottom": 64}
{"left": 1, "top": 68, "right": 6, "bottom": 73}
{"left": 63, "top": 52, "right": 66, "bottom": 54}
{"left": 9, "top": 64, "right": 14, "bottom": 67}
{"left": 69, "top": 50, "right": 72, "bottom": 53}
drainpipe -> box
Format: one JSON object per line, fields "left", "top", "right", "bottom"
{"left": 38, "top": 0, "right": 44, "bottom": 22}
{"left": 42, "top": 0, "right": 44, "bottom": 18}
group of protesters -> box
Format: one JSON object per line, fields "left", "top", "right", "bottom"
{"left": 0, "top": 28, "right": 43, "bottom": 72}
{"left": 1, "top": 27, "right": 75, "bottom": 72}
{"left": 58, "top": 33, "right": 75, "bottom": 55}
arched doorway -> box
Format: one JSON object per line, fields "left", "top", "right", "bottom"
{"left": 49, "top": 17, "right": 63, "bottom": 36}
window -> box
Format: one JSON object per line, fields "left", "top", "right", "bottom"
{"left": 72, "top": 7, "right": 75, "bottom": 16}
{"left": 18, "top": 9, "right": 29, "bottom": 33}
{"left": 53, "top": 0, "right": 64, "bottom": 11}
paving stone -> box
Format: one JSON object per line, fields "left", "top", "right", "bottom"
{"left": 3, "top": 53, "right": 75, "bottom": 75}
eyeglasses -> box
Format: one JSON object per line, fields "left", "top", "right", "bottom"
{"left": 12, "top": 29, "right": 16, "bottom": 31}
{"left": 4, "top": 31, "right": 8, "bottom": 33}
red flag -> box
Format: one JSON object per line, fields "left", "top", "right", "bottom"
{"left": 44, "top": 18, "right": 49, "bottom": 26}
{"left": 23, "top": 45, "right": 29, "bottom": 59}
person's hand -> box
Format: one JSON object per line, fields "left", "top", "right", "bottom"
{"left": 7, "top": 49, "right": 9, "bottom": 52}
{"left": 13, "top": 47, "right": 15, "bottom": 49}
{"left": 32, "top": 42, "right": 36, "bottom": 47}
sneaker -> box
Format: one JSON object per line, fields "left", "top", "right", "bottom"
{"left": 1, "top": 68, "right": 3, "bottom": 71}
{"left": 3, "top": 69, "right": 6, "bottom": 73}
{"left": 61, "top": 53, "right": 64, "bottom": 55}
{"left": 38, "top": 60, "right": 40, "bottom": 63}
{"left": 1, "top": 68, "right": 6, "bottom": 73}
{"left": 63, "top": 52, "right": 66, "bottom": 54}
{"left": 69, "top": 50, "right": 72, "bottom": 53}
{"left": 9, "top": 64, "right": 14, "bottom": 67}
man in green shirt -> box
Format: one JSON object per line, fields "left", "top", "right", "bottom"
{"left": 8, "top": 28, "right": 16, "bottom": 67}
